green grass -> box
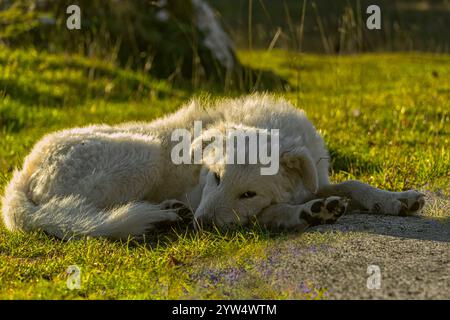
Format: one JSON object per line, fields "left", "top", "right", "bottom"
{"left": 0, "top": 46, "right": 449, "bottom": 299}
{"left": 239, "top": 50, "right": 450, "bottom": 194}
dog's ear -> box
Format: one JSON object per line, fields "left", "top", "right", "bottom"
{"left": 280, "top": 147, "right": 319, "bottom": 194}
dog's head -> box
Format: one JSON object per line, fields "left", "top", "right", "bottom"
{"left": 191, "top": 124, "right": 318, "bottom": 228}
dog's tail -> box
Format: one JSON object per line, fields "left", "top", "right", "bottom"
{"left": 1, "top": 169, "right": 172, "bottom": 240}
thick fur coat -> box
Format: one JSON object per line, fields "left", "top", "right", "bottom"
{"left": 1, "top": 95, "right": 425, "bottom": 239}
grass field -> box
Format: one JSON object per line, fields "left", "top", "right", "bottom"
{"left": 0, "top": 46, "right": 449, "bottom": 299}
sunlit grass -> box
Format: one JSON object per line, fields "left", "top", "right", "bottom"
{"left": 0, "top": 46, "right": 449, "bottom": 299}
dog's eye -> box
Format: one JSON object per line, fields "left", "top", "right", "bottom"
{"left": 214, "top": 172, "right": 220, "bottom": 184}
{"left": 240, "top": 191, "right": 256, "bottom": 199}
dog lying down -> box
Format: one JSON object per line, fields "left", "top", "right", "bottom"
{"left": 1, "top": 94, "right": 425, "bottom": 240}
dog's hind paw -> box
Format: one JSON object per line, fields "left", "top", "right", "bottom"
{"left": 159, "top": 199, "right": 194, "bottom": 223}
{"left": 300, "top": 196, "right": 348, "bottom": 226}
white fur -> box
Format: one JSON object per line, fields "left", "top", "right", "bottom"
{"left": 1, "top": 94, "right": 424, "bottom": 239}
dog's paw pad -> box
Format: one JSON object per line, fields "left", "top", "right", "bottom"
{"left": 160, "top": 200, "right": 193, "bottom": 223}
{"left": 324, "top": 196, "right": 348, "bottom": 219}
{"left": 372, "top": 203, "right": 382, "bottom": 213}
{"left": 396, "top": 190, "right": 425, "bottom": 216}
{"left": 326, "top": 198, "right": 340, "bottom": 212}
{"left": 177, "top": 208, "right": 194, "bottom": 222}
{"left": 300, "top": 197, "right": 347, "bottom": 226}
{"left": 311, "top": 200, "right": 324, "bottom": 213}
{"left": 410, "top": 201, "right": 421, "bottom": 212}
{"left": 160, "top": 199, "right": 185, "bottom": 211}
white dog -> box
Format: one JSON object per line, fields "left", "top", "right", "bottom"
{"left": 1, "top": 94, "right": 425, "bottom": 239}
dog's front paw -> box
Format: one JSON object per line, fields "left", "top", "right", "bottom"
{"left": 300, "top": 196, "right": 348, "bottom": 226}
{"left": 397, "top": 190, "right": 426, "bottom": 216}
{"left": 373, "top": 190, "right": 425, "bottom": 216}
{"left": 257, "top": 203, "right": 309, "bottom": 232}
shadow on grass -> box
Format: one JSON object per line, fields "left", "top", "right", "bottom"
{"left": 328, "top": 145, "right": 382, "bottom": 175}
{"left": 170, "top": 65, "right": 289, "bottom": 94}
{"left": 307, "top": 190, "right": 450, "bottom": 243}
{"left": 130, "top": 222, "right": 277, "bottom": 250}
{"left": 0, "top": 73, "right": 162, "bottom": 109}
{"left": 308, "top": 213, "right": 450, "bottom": 243}
{"left": 0, "top": 78, "right": 66, "bottom": 108}
{"left": 237, "top": 66, "right": 290, "bottom": 92}
{"left": 143, "top": 189, "right": 450, "bottom": 248}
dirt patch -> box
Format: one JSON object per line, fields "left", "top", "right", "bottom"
{"left": 262, "top": 191, "right": 450, "bottom": 299}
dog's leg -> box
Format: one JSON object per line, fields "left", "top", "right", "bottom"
{"left": 257, "top": 196, "right": 348, "bottom": 231}
{"left": 87, "top": 199, "right": 193, "bottom": 240}
{"left": 317, "top": 180, "right": 425, "bottom": 216}
{"left": 152, "top": 199, "right": 194, "bottom": 228}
